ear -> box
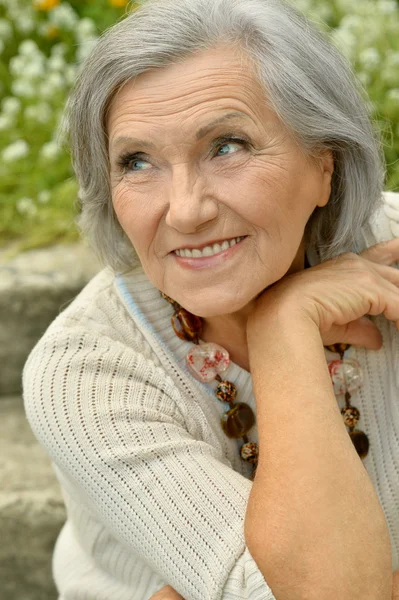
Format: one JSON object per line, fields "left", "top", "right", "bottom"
{"left": 316, "top": 148, "right": 334, "bottom": 208}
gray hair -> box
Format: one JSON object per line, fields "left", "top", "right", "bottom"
{"left": 63, "top": 0, "right": 385, "bottom": 271}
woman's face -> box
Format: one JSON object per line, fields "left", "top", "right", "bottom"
{"left": 107, "top": 46, "right": 333, "bottom": 317}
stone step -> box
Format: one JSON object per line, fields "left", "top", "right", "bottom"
{"left": 0, "top": 396, "right": 66, "bottom": 600}
{"left": 0, "top": 243, "right": 100, "bottom": 396}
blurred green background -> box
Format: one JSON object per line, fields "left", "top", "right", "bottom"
{"left": 0, "top": 0, "right": 398, "bottom": 253}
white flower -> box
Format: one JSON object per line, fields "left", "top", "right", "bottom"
{"left": 357, "top": 71, "right": 371, "bottom": 87}
{"left": 40, "top": 140, "right": 61, "bottom": 160}
{"left": 16, "top": 197, "right": 37, "bottom": 217}
{"left": 386, "top": 50, "right": 399, "bottom": 67}
{"left": 24, "top": 102, "right": 51, "bottom": 124}
{"left": 76, "top": 17, "right": 96, "bottom": 42}
{"left": 377, "top": 0, "right": 397, "bottom": 15}
{"left": 24, "top": 58, "right": 46, "bottom": 79}
{"left": 1, "top": 97, "right": 21, "bottom": 115}
{"left": 339, "top": 15, "right": 362, "bottom": 32}
{"left": 38, "top": 72, "right": 65, "bottom": 97}
{"left": 14, "top": 15, "right": 34, "bottom": 35}
{"left": 49, "top": 3, "right": 78, "bottom": 30}
{"left": 47, "top": 54, "right": 66, "bottom": 71}
{"left": 0, "top": 18, "right": 13, "bottom": 40}
{"left": 64, "top": 64, "right": 77, "bottom": 86}
{"left": 9, "top": 55, "right": 25, "bottom": 77}
{"left": 331, "top": 29, "right": 357, "bottom": 62}
{"left": 11, "top": 79, "right": 36, "bottom": 98}
{"left": 359, "top": 47, "right": 381, "bottom": 70}
{"left": 51, "top": 43, "right": 67, "bottom": 57}
{"left": 18, "top": 39, "right": 39, "bottom": 56}
{"left": 76, "top": 38, "right": 98, "bottom": 63}
{"left": 0, "top": 113, "right": 14, "bottom": 131}
{"left": 2, "top": 139, "right": 29, "bottom": 163}
{"left": 38, "top": 190, "right": 51, "bottom": 204}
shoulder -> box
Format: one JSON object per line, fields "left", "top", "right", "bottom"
{"left": 27, "top": 266, "right": 155, "bottom": 357}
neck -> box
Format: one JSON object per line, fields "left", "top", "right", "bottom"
{"left": 200, "top": 242, "right": 307, "bottom": 372}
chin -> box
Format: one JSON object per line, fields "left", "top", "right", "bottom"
{"left": 178, "top": 293, "right": 253, "bottom": 319}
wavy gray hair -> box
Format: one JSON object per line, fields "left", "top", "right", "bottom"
{"left": 63, "top": 0, "right": 385, "bottom": 271}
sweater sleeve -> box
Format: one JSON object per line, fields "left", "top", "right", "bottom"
{"left": 22, "top": 324, "right": 276, "bottom": 600}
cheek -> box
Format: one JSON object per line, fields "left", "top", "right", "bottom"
{"left": 112, "top": 185, "right": 159, "bottom": 248}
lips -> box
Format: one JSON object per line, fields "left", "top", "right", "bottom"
{"left": 173, "top": 235, "right": 246, "bottom": 253}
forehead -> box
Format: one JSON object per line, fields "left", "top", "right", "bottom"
{"left": 107, "top": 46, "right": 274, "bottom": 134}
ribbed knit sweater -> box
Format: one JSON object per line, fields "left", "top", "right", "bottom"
{"left": 23, "top": 191, "right": 399, "bottom": 600}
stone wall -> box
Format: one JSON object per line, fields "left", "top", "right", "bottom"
{"left": 0, "top": 244, "right": 100, "bottom": 600}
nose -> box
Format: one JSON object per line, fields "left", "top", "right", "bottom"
{"left": 165, "top": 164, "right": 218, "bottom": 233}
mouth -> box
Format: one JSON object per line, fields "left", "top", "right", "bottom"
{"left": 172, "top": 235, "right": 248, "bottom": 270}
{"left": 173, "top": 236, "right": 247, "bottom": 258}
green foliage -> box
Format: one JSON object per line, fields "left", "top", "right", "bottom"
{"left": 0, "top": 0, "right": 398, "bottom": 251}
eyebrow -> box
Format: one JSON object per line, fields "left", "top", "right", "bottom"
{"left": 195, "top": 111, "right": 251, "bottom": 140}
{"left": 111, "top": 111, "right": 251, "bottom": 151}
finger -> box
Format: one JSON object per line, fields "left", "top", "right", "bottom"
{"left": 342, "top": 317, "right": 383, "bottom": 350}
{"left": 360, "top": 238, "right": 399, "bottom": 265}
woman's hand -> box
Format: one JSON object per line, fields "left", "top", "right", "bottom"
{"left": 248, "top": 238, "right": 399, "bottom": 350}
{"left": 149, "top": 585, "right": 184, "bottom": 600}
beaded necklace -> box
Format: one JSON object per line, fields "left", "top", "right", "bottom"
{"left": 160, "top": 254, "right": 369, "bottom": 481}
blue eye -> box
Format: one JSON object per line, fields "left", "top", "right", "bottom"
{"left": 129, "top": 158, "right": 151, "bottom": 171}
{"left": 216, "top": 142, "right": 241, "bottom": 157}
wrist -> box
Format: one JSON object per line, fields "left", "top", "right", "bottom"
{"left": 247, "top": 297, "right": 320, "bottom": 352}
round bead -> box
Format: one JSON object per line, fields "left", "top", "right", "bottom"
{"left": 341, "top": 405, "right": 360, "bottom": 428}
{"left": 221, "top": 403, "right": 255, "bottom": 438}
{"left": 328, "top": 359, "right": 363, "bottom": 395}
{"left": 172, "top": 309, "right": 202, "bottom": 341}
{"left": 325, "top": 343, "right": 351, "bottom": 354}
{"left": 215, "top": 381, "right": 237, "bottom": 404}
{"left": 349, "top": 429, "right": 369, "bottom": 458}
{"left": 240, "top": 441, "right": 259, "bottom": 464}
{"left": 186, "top": 343, "right": 230, "bottom": 383}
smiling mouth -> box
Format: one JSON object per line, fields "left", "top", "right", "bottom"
{"left": 174, "top": 236, "right": 246, "bottom": 258}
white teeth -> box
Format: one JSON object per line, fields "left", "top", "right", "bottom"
{"left": 176, "top": 236, "right": 244, "bottom": 258}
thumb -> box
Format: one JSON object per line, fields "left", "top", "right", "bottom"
{"left": 337, "top": 316, "right": 383, "bottom": 350}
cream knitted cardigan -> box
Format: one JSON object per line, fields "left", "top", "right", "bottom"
{"left": 23, "top": 192, "right": 399, "bottom": 600}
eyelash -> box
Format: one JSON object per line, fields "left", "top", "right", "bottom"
{"left": 116, "top": 134, "right": 251, "bottom": 172}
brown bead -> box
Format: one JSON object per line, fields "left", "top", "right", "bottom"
{"left": 349, "top": 429, "right": 369, "bottom": 458}
{"left": 221, "top": 403, "right": 255, "bottom": 439}
{"left": 160, "top": 291, "right": 178, "bottom": 306}
{"left": 325, "top": 343, "right": 351, "bottom": 354}
{"left": 341, "top": 406, "right": 360, "bottom": 428}
{"left": 172, "top": 308, "right": 202, "bottom": 341}
{"left": 215, "top": 381, "right": 237, "bottom": 404}
{"left": 240, "top": 442, "right": 259, "bottom": 464}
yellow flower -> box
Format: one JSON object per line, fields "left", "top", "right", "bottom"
{"left": 44, "top": 24, "right": 60, "bottom": 39}
{"left": 33, "top": 0, "right": 61, "bottom": 11}
{"left": 109, "top": 0, "right": 127, "bottom": 7}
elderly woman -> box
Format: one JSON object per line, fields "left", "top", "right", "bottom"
{"left": 23, "top": 0, "right": 399, "bottom": 598}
